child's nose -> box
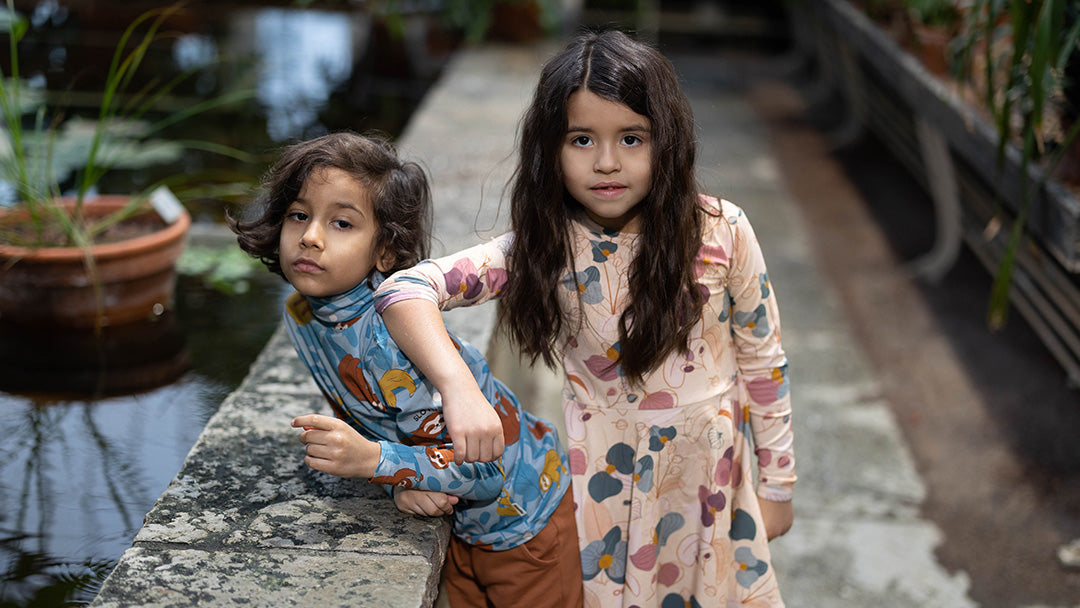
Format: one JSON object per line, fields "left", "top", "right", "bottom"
{"left": 300, "top": 224, "right": 322, "bottom": 248}
{"left": 594, "top": 145, "right": 620, "bottom": 173}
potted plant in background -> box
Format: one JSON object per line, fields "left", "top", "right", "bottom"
{"left": 0, "top": 1, "right": 252, "bottom": 331}
{"left": 951, "top": 0, "right": 1080, "bottom": 328}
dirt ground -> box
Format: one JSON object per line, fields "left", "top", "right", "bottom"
{"left": 745, "top": 70, "right": 1080, "bottom": 606}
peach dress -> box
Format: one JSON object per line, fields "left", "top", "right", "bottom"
{"left": 375, "top": 197, "right": 795, "bottom": 607}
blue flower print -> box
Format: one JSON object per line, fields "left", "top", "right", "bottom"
{"left": 561, "top": 266, "right": 603, "bottom": 305}
{"left": 729, "top": 508, "right": 757, "bottom": 541}
{"left": 634, "top": 455, "right": 654, "bottom": 492}
{"left": 591, "top": 226, "right": 620, "bottom": 240}
{"left": 581, "top": 526, "right": 627, "bottom": 583}
{"left": 590, "top": 238, "right": 619, "bottom": 263}
{"left": 717, "top": 288, "right": 732, "bottom": 323}
{"left": 654, "top": 512, "right": 684, "bottom": 547}
{"left": 759, "top": 272, "right": 771, "bottom": 298}
{"left": 734, "top": 546, "right": 768, "bottom": 588}
{"left": 733, "top": 304, "right": 770, "bottom": 338}
{"left": 662, "top": 593, "right": 703, "bottom": 608}
{"left": 588, "top": 443, "right": 635, "bottom": 503}
{"left": 604, "top": 443, "right": 636, "bottom": 474}
{"left": 648, "top": 425, "right": 677, "bottom": 451}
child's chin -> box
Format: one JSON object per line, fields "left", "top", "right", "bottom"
{"left": 297, "top": 285, "right": 348, "bottom": 299}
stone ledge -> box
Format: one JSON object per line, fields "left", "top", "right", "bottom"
{"left": 92, "top": 325, "right": 451, "bottom": 607}
{"left": 91, "top": 547, "right": 440, "bottom": 608}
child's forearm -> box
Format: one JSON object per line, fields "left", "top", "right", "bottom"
{"left": 381, "top": 299, "right": 505, "bottom": 463}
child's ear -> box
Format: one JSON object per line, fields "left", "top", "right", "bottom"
{"left": 375, "top": 246, "right": 396, "bottom": 273}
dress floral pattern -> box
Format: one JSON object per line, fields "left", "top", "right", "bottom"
{"left": 375, "top": 197, "right": 795, "bottom": 607}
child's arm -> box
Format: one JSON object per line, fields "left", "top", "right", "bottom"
{"left": 292, "top": 412, "right": 505, "bottom": 501}
{"left": 393, "top": 487, "right": 459, "bottom": 517}
{"left": 382, "top": 299, "right": 504, "bottom": 465}
{"left": 374, "top": 236, "right": 515, "bottom": 465}
{"left": 723, "top": 204, "right": 797, "bottom": 506}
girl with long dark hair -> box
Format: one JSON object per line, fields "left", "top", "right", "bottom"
{"left": 375, "top": 30, "right": 796, "bottom": 606}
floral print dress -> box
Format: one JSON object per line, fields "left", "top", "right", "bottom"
{"left": 375, "top": 197, "right": 795, "bottom": 607}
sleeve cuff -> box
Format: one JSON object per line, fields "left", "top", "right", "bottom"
{"left": 757, "top": 483, "right": 794, "bottom": 502}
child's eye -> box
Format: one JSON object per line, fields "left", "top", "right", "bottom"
{"left": 331, "top": 219, "right": 353, "bottom": 230}
{"left": 622, "top": 134, "right": 643, "bottom": 146}
{"left": 570, "top": 135, "right": 592, "bottom": 147}
{"left": 287, "top": 211, "right": 307, "bottom": 222}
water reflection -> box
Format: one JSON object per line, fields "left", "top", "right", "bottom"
{"left": 0, "top": 273, "right": 289, "bottom": 605}
{"left": 254, "top": 8, "right": 364, "bottom": 140}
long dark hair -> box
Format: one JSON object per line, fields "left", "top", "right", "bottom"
{"left": 500, "top": 29, "right": 706, "bottom": 383}
{"left": 229, "top": 131, "right": 431, "bottom": 280}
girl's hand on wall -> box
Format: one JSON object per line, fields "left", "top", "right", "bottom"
{"left": 393, "top": 487, "right": 459, "bottom": 516}
{"left": 292, "top": 414, "right": 380, "bottom": 478}
{"left": 759, "top": 498, "right": 794, "bottom": 540}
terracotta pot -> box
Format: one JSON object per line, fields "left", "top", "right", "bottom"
{"left": 0, "top": 195, "right": 190, "bottom": 328}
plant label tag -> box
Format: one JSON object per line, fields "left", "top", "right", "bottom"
{"left": 150, "top": 186, "right": 184, "bottom": 224}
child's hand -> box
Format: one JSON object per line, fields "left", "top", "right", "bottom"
{"left": 442, "top": 382, "right": 505, "bottom": 465}
{"left": 292, "top": 414, "right": 380, "bottom": 479}
{"left": 759, "top": 498, "right": 794, "bottom": 540}
{"left": 393, "top": 487, "right": 459, "bottom": 517}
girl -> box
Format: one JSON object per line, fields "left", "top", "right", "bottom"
{"left": 375, "top": 30, "right": 795, "bottom": 607}
{"left": 229, "top": 132, "right": 582, "bottom": 607}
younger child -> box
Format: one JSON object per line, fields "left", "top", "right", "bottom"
{"left": 229, "top": 132, "right": 582, "bottom": 608}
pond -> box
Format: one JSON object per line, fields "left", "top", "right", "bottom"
{"left": 0, "top": 2, "right": 456, "bottom": 604}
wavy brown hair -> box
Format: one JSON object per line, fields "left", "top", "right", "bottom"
{"left": 499, "top": 29, "right": 707, "bottom": 383}
{"left": 229, "top": 131, "right": 431, "bottom": 282}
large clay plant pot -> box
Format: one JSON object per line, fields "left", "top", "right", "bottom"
{"left": 0, "top": 195, "right": 190, "bottom": 328}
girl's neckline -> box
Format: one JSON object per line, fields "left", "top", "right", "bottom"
{"left": 573, "top": 209, "right": 641, "bottom": 239}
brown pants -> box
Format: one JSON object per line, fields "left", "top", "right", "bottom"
{"left": 442, "top": 490, "right": 583, "bottom": 607}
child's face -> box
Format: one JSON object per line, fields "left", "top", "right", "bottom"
{"left": 279, "top": 166, "right": 388, "bottom": 298}
{"left": 560, "top": 89, "right": 652, "bottom": 233}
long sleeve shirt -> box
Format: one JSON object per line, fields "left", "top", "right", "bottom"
{"left": 282, "top": 273, "right": 570, "bottom": 550}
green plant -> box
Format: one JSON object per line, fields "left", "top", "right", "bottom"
{"left": 0, "top": 1, "right": 252, "bottom": 250}
{"left": 953, "top": 0, "right": 1080, "bottom": 329}
{"left": 906, "top": 0, "right": 961, "bottom": 27}
{"left": 177, "top": 243, "right": 264, "bottom": 295}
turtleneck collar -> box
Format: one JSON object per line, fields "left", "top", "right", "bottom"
{"left": 305, "top": 271, "right": 385, "bottom": 325}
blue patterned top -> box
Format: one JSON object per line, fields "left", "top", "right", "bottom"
{"left": 282, "top": 273, "right": 570, "bottom": 550}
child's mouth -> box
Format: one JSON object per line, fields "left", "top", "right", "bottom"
{"left": 292, "top": 258, "right": 323, "bottom": 273}
{"left": 591, "top": 183, "right": 626, "bottom": 196}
